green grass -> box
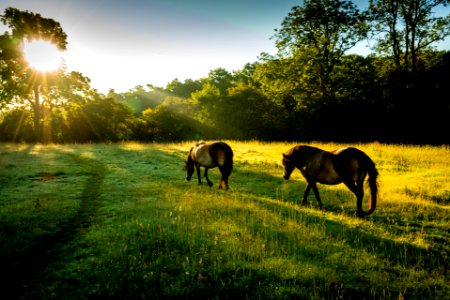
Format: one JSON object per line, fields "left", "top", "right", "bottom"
{"left": 0, "top": 142, "right": 448, "bottom": 299}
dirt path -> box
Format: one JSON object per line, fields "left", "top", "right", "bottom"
{"left": 4, "top": 153, "right": 106, "bottom": 299}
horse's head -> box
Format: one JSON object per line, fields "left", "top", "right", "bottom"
{"left": 184, "top": 148, "right": 195, "bottom": 181}
{"left": 184, "top": 160, "right": 195, "bottom": 181}
{"left": 282, "top": 153, "right": 295, "bottom": 180}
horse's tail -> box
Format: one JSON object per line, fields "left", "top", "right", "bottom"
{"left": 222, "top": 143, "right": 233, "bottom": 178}
{"left": 211, "top": 142, "right": 233, "bottom": 177}
{"left": 365, "top": 156, "right": 379, "bottom": 215}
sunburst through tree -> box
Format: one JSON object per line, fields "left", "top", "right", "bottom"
{"left": 23, "top": 39, "right": 63, "bottom": 73}
{"left": 0, "top": 7, "right": 68, "bottom": 142}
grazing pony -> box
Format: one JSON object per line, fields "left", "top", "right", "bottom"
{"left": 185, "top": 141, "right": 233, "bottom": 190}
{"left": 282, "top": 145, "right": 378, "bottom": 217}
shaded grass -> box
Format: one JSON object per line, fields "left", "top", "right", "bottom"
{"left": 0, "top": 142, "right": 448, "bottom": 299}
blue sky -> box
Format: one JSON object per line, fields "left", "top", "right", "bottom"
{"left": 1, "top": 0, "right": 449, "bottom": 92}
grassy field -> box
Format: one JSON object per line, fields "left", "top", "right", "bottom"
{"left": 0, "top": 141, "right": 448, "bottom": 299}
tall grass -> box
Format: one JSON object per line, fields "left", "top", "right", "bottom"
{"left": 0, "top": 142, "right": 448, "bottom": 299}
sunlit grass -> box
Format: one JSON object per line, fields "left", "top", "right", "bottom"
{"left": 0, "top": 141, "right": 448, "bottom": 299}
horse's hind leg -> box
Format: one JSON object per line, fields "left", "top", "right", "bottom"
{"left": 204, "top": 169, "right": 213, "bottom": 187}
{"left": 218, "top": 167, "right": 230, "bottom": 190}
{"left": 218, "top": 178, "right": 227, "bottom": 190}
{"left": 220, "top": 175, "right": 229, "bottom": 190}
{"left": 344, "top": 180, "right": 364, "bottom": 217}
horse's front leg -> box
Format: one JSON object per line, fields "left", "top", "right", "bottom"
{"left": 309, "top": 182, "right": 323, "bottom": 210}
{"left": 196, "top": 165, "right": 202, "bottom": 185}
{"left": 204, "top": 168, "right": 213, "bottom": 187}
{"left": 302, "top": 184, "right": 311, "bottom": 206}
{"left": 354, "top": 191, "right": 365, "bottom": 218}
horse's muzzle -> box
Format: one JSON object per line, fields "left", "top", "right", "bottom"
{"left": 283, "top": 172, "right": 290, "bottom": 180}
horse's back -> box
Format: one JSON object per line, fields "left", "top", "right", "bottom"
{"left": 333, "top": 147, "right": 374, "bottom": 166}
{"left": 194, "top": 141, "right": 233, "bottom": 168}
{"left": 194, "top": 144, "right": 216, "bottom": 167}
{"left": 309, "top": 150, "right": 341, "bottom": 184}
{"left": 333, "top": 147, "right": 375, "bottom": 181}
{"left": 291, "top": 145, "right": 370, "bottom": 184}
{"left": 289, "top": 145, "right": 341, "bottom": 184}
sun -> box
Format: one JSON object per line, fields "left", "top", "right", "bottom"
{"left": 23, "top": 39, "right": 63, "bottom": 72}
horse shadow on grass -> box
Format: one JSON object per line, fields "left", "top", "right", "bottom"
{"left": 173, "top": 157, "right": 447, "bottom": 277}
{"left": 232, "top": 161, "right": 359, "bottom": 214}
{"left": 159, "top": 160, "right": 448, "bottom": 298}
{"left": 229, "top": 165, "right": 448, "bottom": 274}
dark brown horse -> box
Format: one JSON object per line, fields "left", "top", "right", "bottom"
{"left": 282, "top": 145, "right": 378, "bottom": 217}
{"left": 185, "top": 141, "right": 233, "bottom": 190}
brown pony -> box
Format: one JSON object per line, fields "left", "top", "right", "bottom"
{"left": 185, "top": 141, "right": 233, "bottom": 190}
{"left": 282, "top": 145, "right": 378, "bottom": 217}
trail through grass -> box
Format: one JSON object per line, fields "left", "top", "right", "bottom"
{"left": 0, "top": 142, "right": 448, "bottom": 299}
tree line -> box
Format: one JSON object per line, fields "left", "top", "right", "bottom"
{"left": 1, "top": 1, "right": 449, "bottom": 144}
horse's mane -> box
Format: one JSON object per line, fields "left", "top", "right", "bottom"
{"left": 286, "top": 145, "right": 319, "bottom": 156}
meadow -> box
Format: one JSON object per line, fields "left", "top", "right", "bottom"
{"left": 0, "top": 141, "right": 448, "bottom": 299}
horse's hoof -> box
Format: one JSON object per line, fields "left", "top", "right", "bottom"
{"left": 355, "top": 210, "right": 365, "bottom": 218}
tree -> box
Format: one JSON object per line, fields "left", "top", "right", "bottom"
{"left": 108, "top": 85, "right": 169, "bottom": 115}
{"left": 139, "top": 97, "right": 202, "bottom": 141}
{"left": 232, "top": 62, "right": 260, "bottom": 86}
{"left": 190, "top": 82, "right": 221, "bottom": 129}
{"left": 369, "top": 0, "right": 450, "bottom": 73}
{"left": 0, "top": 108, "right": 34, "bottom": 142}
{"left": 219, "top": 83, "right": 284, "bottom": 140}
{"left": 165, "top": 78, "right": 202, "bottom": 98}
{"left": 205, "top": 68, "right": 233, "bottom": 95}
{"left": 64, "top": 97, "right": 135, "bottom": 142}
{"left": 0, "top": 7, "right": 67, "bottom": 142}
{"left": 274, "top": 0, "right": 369, "bottom": 99}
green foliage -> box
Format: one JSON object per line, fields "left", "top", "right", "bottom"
{"left": 64, "top": 97, "right": 136, "bottom": 142}
{"left": 166, "top": 78, "right": 203, "bottom": 98}
{"left": 0, "top": 108, "right": 34, "bottom": 142}
{"left": 0, "top": 142, "right": 448, "bottom": 299}
{"left": 205, "top": 68, "right": 234, "bottom": 95}
{"left": 0, "top": 7, "right": 67, "bottom": 49}
{"left": 108, "top": 85, "right": 168, "bottom": 115}
{"left": 274, "top": 0, "right": 368, "bottom": 98}
{"left": 369, "top": 0, "right": 450, "bottom": 72}
{"left": 216, "top": 83, "right": 284, "bottom": 140}
{"left": 1, "top": 4, "right": 450, "bottom": 144}
{"left": 275, "top": 0, "right": 368, "bottom": 55}
{"left": 139, "top": 97, "right": 203, "bottom": 141}
{"left": 0, "top": 7, "right": 69, "bottom": 142}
